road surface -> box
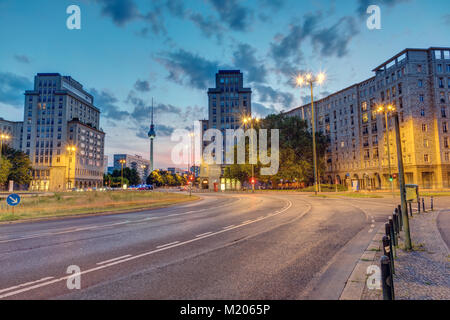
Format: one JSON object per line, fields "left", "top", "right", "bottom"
{"left": 0, "top": 192, "right": 406, "bottom": 300}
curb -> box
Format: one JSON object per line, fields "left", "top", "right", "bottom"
{"left": 339, "top": 225, "right": 384, "bottom": 300}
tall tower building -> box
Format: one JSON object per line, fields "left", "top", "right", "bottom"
{"left": 23, "top": 73, "right": 105, "bottom": 191}
{"left": 148, "top": 98, "right": 156, "bottom": 172}
{"left": 200, "top": 70, "right": 252, "bottom": 190}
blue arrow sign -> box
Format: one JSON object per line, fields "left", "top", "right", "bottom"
{"left": 6, "top": 194, "right": 21, "bottom": 207}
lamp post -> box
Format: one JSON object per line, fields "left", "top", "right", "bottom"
{"left": 66, "top": 145, "right": 77, "bottom": 190}
{"left": 243, "top": 116, "right": 260, "bottom": 193}
{"left": 189, "top": 132, "right": 195, "bottom": 197}
{"left": 296, "top": 72, "right": 326, "bottom": 195}
{"left": 377, "top": 104, "right": 396, "bottom": 197}
{"left": 0, "top": 133, "right": 11, "bottom": 159}
{"left": 119, "top": 159, "right": 126, "bottom": 189}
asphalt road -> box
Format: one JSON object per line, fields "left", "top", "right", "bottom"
{"left": 0, "top": 192, "right": 405, "bottom": 300}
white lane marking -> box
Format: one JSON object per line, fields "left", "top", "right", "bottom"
{"left": 243, "top": 220, "right": 253, "bottom": 224}
{"left": 368, "top": 229, "right": 374, "bottom": 233}
{"left": 222, "top": 225, "right": 235, "bottom": 230}
{"left": 195, "top": 232, "right": 213, "bottom": 238}
{"left": 0, "top": 277, "right": 54, "bottom": 295}
{"left": 0, "top": 199, "right": 293, "bottom": 299}
{"left": 96, "top": 255, "right": 132, "bottom": 265}
{"left": 156, "top": 241, "right": 180, "bottom": 249}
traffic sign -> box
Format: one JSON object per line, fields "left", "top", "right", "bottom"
{"left": 6, "top": 194, "right": 21, "bottom": 207}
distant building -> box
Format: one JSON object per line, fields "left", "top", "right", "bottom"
{"left": 167, "top": 167, "right": 185, "bottom": 175}
{"left": 113, "top": 154, "right": 150, "bottom": 183}
{"left": 0, "top": 117, "right": 23, "bottom": 151}
{"left": 286, "top": 47, "right": 450, "bottom": 190}
{"left": 103, "top": 155, "right": 109, "bottom": 174}
{"left": 23, "top": 73, "right": 105, "bottom": 191}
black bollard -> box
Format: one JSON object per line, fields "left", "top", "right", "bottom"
{"left": 381, "top": 255, "right": 395, "bottom": 300}
{"left": 383, "top": 234, "right": 395, "bottom": 274}
{"left": 431, "top": 197, "right": 434, "bottom": 211}
{"left": 389, "top": 217, "right": 397, "bottom": 248}
{"left": 397, "top": 205, "right": 403, "bottom": 231}
{"left": 418, "top": 200, "right": 421, "bottom": 214}
{"left": 393, "top": 212, "right": 400, "bottom": 234}
{"left": 409, "top": 202, "right": 413, "bottom": 217}
{"left": 422, "top": 198, "right": 425, "bottom": 212}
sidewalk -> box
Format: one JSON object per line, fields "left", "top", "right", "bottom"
{"left": 360, "top": 210, "right": 450, "bottom": 300}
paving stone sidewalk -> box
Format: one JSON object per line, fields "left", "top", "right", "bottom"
{"left": 362, "top": 210, "right": 450, "bottom": 300}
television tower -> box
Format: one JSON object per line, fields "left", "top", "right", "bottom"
{"left": 147, "top": 98, "right": 156, "bottom": 172}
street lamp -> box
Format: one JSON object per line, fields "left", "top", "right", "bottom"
{"left": 66, "top": 145, "right": 77, "bottom": 190}
{"left": 119, "top": 159, "right": 126, "bottom": 189}
{"left": 296, "top": 72, "right": 326, "bottom": 195}
{"left": 242, "top": 116, "right": 260, "bottom": 193}
{"left": 0, "top": 133, "right": 11, "bottom": 159}
{"left": 188, "top": 132, "right": 195, "bottom": 196}
{"left": 377, "top": 103, "right": 396, "bottom": 197}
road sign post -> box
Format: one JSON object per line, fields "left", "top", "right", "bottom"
{"left": 6, "top": 193, "right": 21, "bottom": 215}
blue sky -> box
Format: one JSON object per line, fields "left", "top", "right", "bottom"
{"left": 0, "top": 0, "right": 448, "bottom": 168}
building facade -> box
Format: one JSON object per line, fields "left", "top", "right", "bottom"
{"left": 113, "top": 154, "right": 150, "bottom": 184}
{"left": 286, "top": 47, "right": 450, "bottom": 190}
{"left": 0, "top": 117, "right": 23, "bottom": 151}
{"left": 200, "top": 70, "right": 252, "bottom": 189}
{"left": 23, "top": 73, "right": 105, "bottom": 191}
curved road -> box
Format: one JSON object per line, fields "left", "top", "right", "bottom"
{"left": 0, "top": 192, "right": 397, "bottom": 300}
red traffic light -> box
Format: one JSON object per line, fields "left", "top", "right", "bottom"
{"left": 392, "top": 173, "right": 398, "bottom": 179}
{"left": 189, "top": 175, "right": 195, "bottom": 182}
{"left": 250, "top": 177, "right": 256, "bottom": 185}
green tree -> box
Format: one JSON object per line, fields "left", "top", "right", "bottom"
{"left": 146, "top": 170, "right": 164, "bottom": 187}
{"left": 3, "top": 146, "right": 32, "bottom": 187}
{"left": 0, "top": 157, "right": 12, "bottom": 187}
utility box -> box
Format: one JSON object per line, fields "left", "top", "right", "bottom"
{"left": 405, "top": 184, "right": 419, "bottom": 202}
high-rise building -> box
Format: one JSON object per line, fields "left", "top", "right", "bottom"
{"left": 23, "top": 73, "right": 105, "bottom": 191}
{"left": 0, "top": 117, "right": 23, "bottom": 151}
{"left": 200, "top": 70, "right": 252, "bottom": 189}
{"left": 113, "top": 154, "right": 150, "bottom": 184}
{"left": 286, "top": 47, "right": 450, "bottom": 190}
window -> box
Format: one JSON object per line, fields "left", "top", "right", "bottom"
{"left": 442, "top": 107, "right": 447, "bottom": 118}
{"left": 417, "top": 65, "right": 422, "bottom": 73}
{"left": 424, "top": 139, "right": 429, "bottom": 148}
{"left": 445, "top": 137, "right": 449, "bottom": 148}
{"left": 437, "top": 65, "right": 443, "bottom": 73}
{"left": 422, "top": 124, "right": 428, "bottom": 132}
{"left": 439, "top": 78, "right": 444, "bottom": 88}
{"left": 424, "top": 154, "right": 430, "bottom": 163}
{"left": 444, "top": 122, "right": 448, "bottom": 133}
{"left": 435, "top": 50, "right": 442, "bottom": 60}
{"left": 362, "top": 113, "right": 369, "bottom": 123}
{"left": 421, "top": 109, "right": 425, "bottom": 117}
{"left": 361, "top": 101, "right": 367, "bottom": 111}
{"left": 418, "top": 79, "right": 423, "bottom": 87}
{"left": 419, "top": 94, "right": 424, "bottom": 102}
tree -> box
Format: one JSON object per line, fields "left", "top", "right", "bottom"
{"left": 3, "top": 146, "right": 32, "bottom": 187}
{"left": 111, "top": 168, "right": 141, "bottom": 186}
{"left": 0, "top": 157, "right": 12, "bottom": 187}
{"left": 146, "top": 170, "right": 164, "bottom": 187}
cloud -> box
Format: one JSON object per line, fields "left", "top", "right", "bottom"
{"left": 155, "top": 49, "right": 222, "bottom": 90}
{"left": 207, "top": 0, "right": 252, "bottom": 31}
{"left": 0, "top": 72, "right": 32, "bottom": 107}
{"left": 252, "top": 102, "right": 279, "bottom": 118}
{"left": 444, "top": 14, "right": 450, "bottom": 25}
{"left": 270, "top": 12, "right": 321, "bottom": 65}
{"left": 91, "top": 88, "right": 130, "bottom": 120}
{"left": 14, "top": 54, "right": 30, "bottom": 64}
{"left": 255, "top": 85, "right": 295, "bottom": 109}
{"left": 134, "top": 79, "right": 151, "bottom": 92}
{"left": 311, "top": 16, "right": 358, "bottom": 57}
{"left": 232, "top": 43, "right": 267, "bottom": 83}
{"left": 95, "top": 0, "right": 139, "bottom": 26}
{"left": 189, "top": 13, "right": 224, "bottom": 41}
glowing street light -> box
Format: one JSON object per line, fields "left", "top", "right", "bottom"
{"left": 0, "top": 133, "right": 11, "bottom": 159}
{"left": 296, "top": 71, "right": 327, "bottom": 195}
{"left": 241, "top": 115, "right": 260, "bottom": 193}
{"left": 66, "top": 145, "right": 77, "bottom": 190}
{"left": 119, "top": 159, "right": 127, "bottom": 189}
{"left": 377, "top": 103, "right": 396, "bottom": 197}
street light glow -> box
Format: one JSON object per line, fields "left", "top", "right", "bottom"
{"left": 316, "top": 72, "right": 326, "bottom": 85}
{"left": 66, "top": 146, "right": 77, "bottom": 152}
{"left": 296, "top": 75, "right": 305, "bottom": 86}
